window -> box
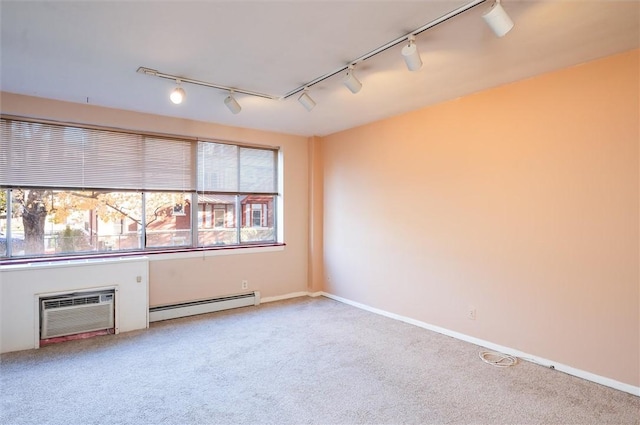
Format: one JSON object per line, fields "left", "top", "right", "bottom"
{"left": 252, "top": 205, "right": 262, "bottom": 227}
{"left": 213, "top": 207, "right": 225, "bottom": 228}
{"left": 241, "top": 196, "right": 275, "bottom": 243}
{"left": 145, "top": 192, "right": 192, "bottom": 248}
{"left": 198, "top": 194, "right": 237, "bottom": 246}
{"left": 197, "top": 141, "right": 277, "bottom": 246}
{"left": 2, "top": 189, "right": 142, "bottom": 256}
{"left": 0, "top": 118, "right": 279, "bottom": 260}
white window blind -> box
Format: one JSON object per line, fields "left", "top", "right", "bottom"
{"left": 197, "top": 142, "right": 238, "bottom": 192}
{"left": 0, "top": 119, "right": 194, "bottom": 191}
{"left": 198, "top": 141, "right": 277, "bottom": 194}
{"left": 239, "top": 147, "right": 277, "bottom": 193}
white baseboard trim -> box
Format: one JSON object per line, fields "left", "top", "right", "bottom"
{"left": 319, "top": 292, "right": 640, "bottom": 397}
{"left": 260, "top": 291, "right": 310, "bottom": 304}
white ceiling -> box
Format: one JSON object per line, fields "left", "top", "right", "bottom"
{"left": 1, "top": 1, "right": 638, "bottom": 137}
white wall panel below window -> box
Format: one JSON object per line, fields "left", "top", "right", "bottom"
{"left": 0, "top": 257, "right": 149, "bottom": 353}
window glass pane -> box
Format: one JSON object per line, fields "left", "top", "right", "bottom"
{"left": 9, "top": 191, "right": 25, "bottom": 255}
{"left": 240, "top": 195, "right": 275, "bottom": 243}
{"left": 198, "top": 194, "right": 237, "bottom": 246}
{"left": 9, "top": 189, "right": 142, "bottom": 256}
{"left": 145, "top": 192, "right": 192, "bottom": 248}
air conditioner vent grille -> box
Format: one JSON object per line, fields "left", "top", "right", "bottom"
{"left": 43, "top": 295, "right": 100, "bottom": 310}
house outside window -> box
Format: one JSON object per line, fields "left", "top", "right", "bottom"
{"left": 214, "top": 207, "right": 225, "bottom": 228}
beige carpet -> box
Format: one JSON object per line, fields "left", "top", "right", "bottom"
{"left": 1, "top": 296, "right": 638, "bottom": 424}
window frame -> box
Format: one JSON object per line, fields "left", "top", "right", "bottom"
{"left": 0, "top": 116, "right": 282, "bottom": 264}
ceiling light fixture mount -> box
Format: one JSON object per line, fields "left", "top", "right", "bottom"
{"left": 482, "top": 0, "right": 514, "bottom": 37}
{"left": 402, "top": 35, "right": 423, "bottom": 72}
{"left": 342, "top": 65, "right": 363, "bottom": 94}
{"left": 170, "top": 80, "right": 185, "bottom": 104}
{"left": 298, "top": 89, "right": 316, "bottom": 111}
{"left": 224, "top": 92, "right": 242, "bottom": 114}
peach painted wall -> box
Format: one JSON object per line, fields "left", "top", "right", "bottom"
{"left": 0, "top": 93, "right": 310, "bottom": 304}
{"left": 308, "top": 136, "right": 325, "bottom": 293}
{"left": 320, "top": 50, "right": 639, "bottom": 387}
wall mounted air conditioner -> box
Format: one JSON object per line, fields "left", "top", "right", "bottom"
{"left": 40, "top": 290, "right": 115, "bottom": 339}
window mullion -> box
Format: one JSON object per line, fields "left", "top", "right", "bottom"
{"left": 5, "top": 189, "right": 12, "bottom": 257}
{"left": 190, "top": 192, "right": 198, "bottom": 247}
{"left": 236, "top": 148, "right": 242, "bottom": 244}
{"left": 235, "top": 195, "right": 241, "bottom": 245}
{"left": 141, "top": 192, "right": 146, "bottom": 249}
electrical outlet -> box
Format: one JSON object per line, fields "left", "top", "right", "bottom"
{"left": 241, "top": 280, "right": 248, "bottom": 290}
{"left": 467, "top": 307, "right": 476, "bottom": 320}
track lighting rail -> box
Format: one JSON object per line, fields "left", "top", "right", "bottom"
{"left": 137, "top": 0, "right": 511, "bottom": 111}
{"left": 136, "top": 67, "right": 279, "bottom": 100}
{"left": 282, "top": 0, "right": 486, "bottom": 99}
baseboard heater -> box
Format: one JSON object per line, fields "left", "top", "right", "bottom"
{"left": 149, "top": 291, "right": 260, "bottom": 322}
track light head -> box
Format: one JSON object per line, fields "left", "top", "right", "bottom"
{"left": 342, "top": 65, "right": 362, "bottom": 94}
{"left": 170, "top": 81, "right": 185, "bottom": 104}
{"left": 482, "top": 0, "right": 514, "bottom": 37}
{"left": 298, "top": 90, "right": 316, "bottom": 111}
{"left": 224, "top": 93, "right": 241, "bottom": 114}
{"left": 402, "top": 35, "right": 423, "bottom": 72}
